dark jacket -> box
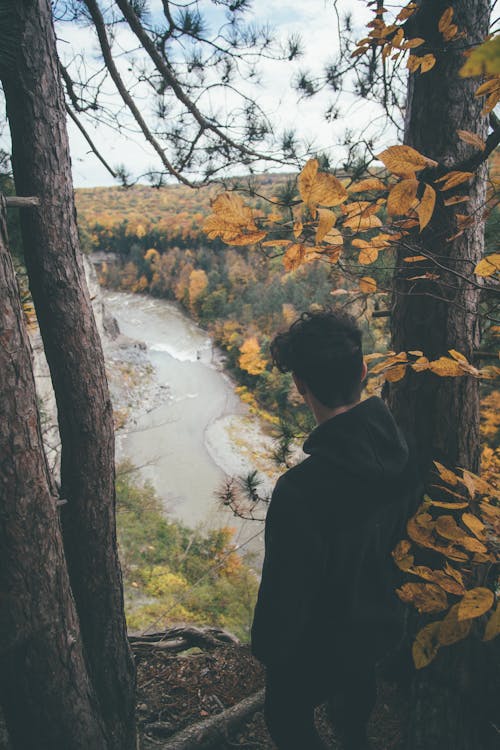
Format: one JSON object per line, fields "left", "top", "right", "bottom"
{"left": 251, "top": 396, "right": 420, "bottom": 668}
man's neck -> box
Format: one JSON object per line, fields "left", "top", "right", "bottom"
{"left": 311, "top": 399, "right": 360, "bottom": 425}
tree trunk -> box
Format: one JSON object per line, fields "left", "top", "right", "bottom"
{"left": 0, "top": 194, "right": 107, "bottom": 750}
{"left": 0, "top": 2, "right": 136, "bottom": 748}
{"left": 386, "top": 2, "right": 492, "bottom": 748}
{"left": 388, "top": 0, "right": 488, "bottom": 479}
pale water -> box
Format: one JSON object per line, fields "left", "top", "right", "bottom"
{"left": 104, "top": 291, "right": 267, "bottom": 556}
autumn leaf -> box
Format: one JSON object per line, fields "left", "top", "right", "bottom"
{"left": 359, "top": 246, "right": 379, "bottom": 265}
{"left": 315, "top": 208, "right": 337, "bottom": 243}
{"left": 461, "top": 512, "right": 486, "bottom": 540}
{"left": 417, "top": 184, "right": 436, "bottom": 230}
{"left": 404, "top": 255, "right": 427, "bottom": 263}
{"left": 359, "top": 276, "right": 377, "bottom": 293}
{"left": 409, "top": 565, "right": 466, "bottom": 596}
{"left": 439, "top": 603, "right": 472, "bottom": 646}
{"left": 457, "top": 588, "right": 495, "bottom": 621}
{"left": 474, "top": 254, "right": 500, "bottom": 277}
{"left": 377, "top": 145, "right": 438, "bottom": 177}
{"left": 427, "top": 357, "right": 465, "bottom": 377}
{"left": 413, "top": 622, "right": 441, "bottom": 669}
{"left": 298, "top": 159, "right": 348, "bottom": 209}
{"left": 387, "top": 179, "right": 419, "bottom": 215}
{"left": 457, "top": 129, "right": 486, "bottom": 151}
{"left": 397, "top": 582, "right": 448, "bottom": 613}
{"left": 225, "top": 231, "right": 268, "bottom": 246}
{"left": 385, "top": 364, "right": 407, "bottom": 382}
{"left": 348, "top": 177, "right": 387, "bottom": 193}
{"left": 483, "top": 604, "right": 500, "bottom": 641}
{"left": 443, "top": 195, "right": 470, "bottom": 206}
{"left": 282, "top": 243, "right": 305, "bottom": 271}
{"left": 438, "top": 8, "right": 454, "bottom": 33}
{"left": 392, "top": 540, "right": 414, "bottom": 571}
{"left": 322, "top": 228, "right": 344, "bottom": 246}
{"left": 434, "top": 461, "right": 460, "bottom": 486}
{"left": 435, "top": 171, "right": 474, "bottom": 191}
{"left": 438, "top": 8, "right": 458, "bottom": 41}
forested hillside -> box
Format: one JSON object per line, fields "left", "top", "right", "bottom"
{"left": 76, "top": 177, "right": 388, "bottom": 428}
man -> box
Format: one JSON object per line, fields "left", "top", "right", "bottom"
{"left": 251, "top": 310, "right": 419, "bottom": 750}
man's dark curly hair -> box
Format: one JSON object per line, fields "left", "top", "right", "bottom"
{"left": 270, "top": 309, "right": 364, "bottom": 408}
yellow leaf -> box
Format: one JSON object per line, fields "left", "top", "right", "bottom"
{"left": 387, "top": 179, "right": 419, "bottom": 215}
{"left": 298, "top": 159, "right": 348, "bottom": 209}
{"left": 224, "top": 230, "right": 267, "bottom": 246}
{"left": 403, "top": 37, "right": 425, "bottom": 49}
{"left": 417, "top": 184, "right": 436, "bottom": 230}
{"left": 428, "top": 357, "right": 465, "bottom": 377}
{"left": 343, "top": 213, "right": 383, "bottom": 231}
{"left": 460, "top": 37, "right": 500, "bottom": 77}
{"left": 444, "top": 195, "right": 470, "bottom": 206}
{"left": 457, "top": 129, "right": 486, "bottom": 151}
{"left": 474, "top": 254, "right": 500, "bottom": 277}
{"left": 420, "top": 53, "right": 437, "bottom": 73}
{"left": 457, "top": 588, "right": 495, "bottom": 621}
{"left": 392, "top": 540, "right": 414, "bottom": 571}
{"left": 413, "top": 622, "right": 441, "bottom": 669}
{"left": 462, "top": 470, "right": 492, "bottom": 497}
{"left": 322, "top": 228, "right": 344, "bottom": 246}
{"left": 359, "top": 246, "right": 379, "bottom": 265}
{"left": 385, "top": 364, "right": 407, "bottom": 382}
{"left": 439, "top": 603, "right": 472, "bottom": 646}
{"left": 282, "top": 243, "right": 305, "bottom": 271}
{"left": 428, "top": 499, "right": 469, "bottom": 509}
{"left": 377, "top": 145, "right": 438, "bottom": 177}
{"left": 461, "top": 512, "right": 486, "bottom": 540}
{"left": 474, "top": 77, "right": 500, "bottom": 97}
{"left": 435, "top": 171, "right": 474, "bottom": 191}
{"left": 359, "top": 276, "right": 377, "bottom": 293}
{"left": 407, "top": 54, "right": 421, "bottom": 73}
{"left": 434, "top": 461, "right": 460, "bottom": 486}
{"left": 211, "top": 192, "right": 254, "bottom": 224}
{"left": 348, "top": 178, "right": 387, "bottom": 193}
{"left": 483, "top": 604, "right": 500, "bottom": 641}
{"left": 438, "top": 7, "right": 454, "bottom": 33}
{"left": 409, "top": 565, "right": 466, "bottom": 596}
{"left": 315, "top": 208, "right": 337, "bottom": 243}
{"left": 397, "top": 583, "right": 448, "bottom": 613}
{"left": 435, "top": 515, "right": 469, "bottom": 542}
{"left": 443, "top": 24, "right": 458, "bottom": 42}
{"left": 404, "top": 255, "right": 427, "bottom": 262}
{"left": 396, "top": 3, "right": 417, "bottom": 22}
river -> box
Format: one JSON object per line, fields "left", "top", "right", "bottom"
{"left": 104, "top": 290, "right": 274, "bottom": 558}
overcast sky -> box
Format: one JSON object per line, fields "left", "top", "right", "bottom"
{"left": 54, "top": 0, "right": 398, "bottom": 187}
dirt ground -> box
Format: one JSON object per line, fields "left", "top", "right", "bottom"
{"left": 135, "top": 642, "right": 408, "bottom": 749}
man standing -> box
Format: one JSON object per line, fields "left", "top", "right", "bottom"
{"left": 251, "top": 310, "right": 419, "bottom": 750}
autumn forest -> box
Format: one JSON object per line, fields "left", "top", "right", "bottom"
{"left": 1, "top": 1, "right": 499, "bottom": 750}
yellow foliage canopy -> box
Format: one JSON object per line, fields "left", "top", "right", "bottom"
{"left": 238, "top": 337, "right": 267, "bottom": 376}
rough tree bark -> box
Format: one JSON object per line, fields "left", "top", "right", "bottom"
{"left": 0, "top": 2, "right": 136, "bottom": 748}
{"left": 388, "top": 0, "right": 489, "bottom": 477}
{"left": 386, "top": 2, "right": 494, "bottom": 749}
{"left": 0, "top": 194, "right": 107, "bottom": 750}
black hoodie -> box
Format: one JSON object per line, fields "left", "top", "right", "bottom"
{"left": 251, "top": 397, "right": 420, "bottom": 668}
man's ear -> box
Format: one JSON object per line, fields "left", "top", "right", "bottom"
{"left": 292, "top": 372, "right": 307, "bottom": 396}
{"left": 361, "top": 359, "right": 368, "bottom": 382}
